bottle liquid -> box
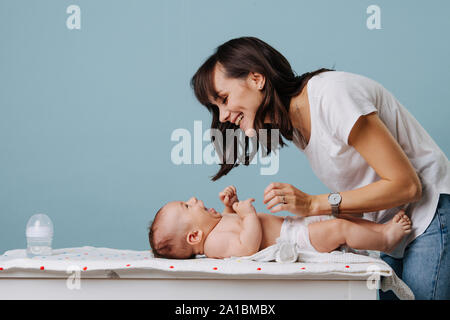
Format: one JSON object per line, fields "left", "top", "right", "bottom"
{"left": 26, "top": 213, "right": 54, "bottom": 258}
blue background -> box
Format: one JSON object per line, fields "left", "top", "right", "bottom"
{"left": 1, "top": 0, "right": 449, "bottom": 253}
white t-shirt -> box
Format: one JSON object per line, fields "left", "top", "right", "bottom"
{"left": 292, "top": 71, "right": 450, "bottom": 258}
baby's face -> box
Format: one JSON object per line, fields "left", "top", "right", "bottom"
{"left": 167, "top": 197, "right": 222, "bottom": 229}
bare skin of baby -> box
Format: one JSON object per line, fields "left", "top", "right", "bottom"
{"left": 163, "top": 186, "right": 412, "bottom": 259}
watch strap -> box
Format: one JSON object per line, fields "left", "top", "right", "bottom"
{"left": 328, "top": 192, "right": 341, "bottom": 217}
{"left": 331, "top": 203, "right": 339, "bottom": 216}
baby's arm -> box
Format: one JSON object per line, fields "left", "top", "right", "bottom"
{"left": 219, "top": 185, "right": 239, "bottom": 214}
{"left": 205, "top": 199, "right": 262, "bottom": 258}
{"left": 231, "top": 198, "right": 263, "bottom": 256}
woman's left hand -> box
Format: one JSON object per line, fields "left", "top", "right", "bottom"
{"left": 263, "top": 182, "right": 313, "bottom": 216}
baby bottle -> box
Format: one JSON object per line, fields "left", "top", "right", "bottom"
{"left": 26, "top": 213, "right": 54, "bottom": 258}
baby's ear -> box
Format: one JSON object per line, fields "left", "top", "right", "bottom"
{"left": 186, "top": 230, "right": 203, "bottom": 245}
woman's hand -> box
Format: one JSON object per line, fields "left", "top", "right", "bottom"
{"left": 219, "top": 185, "right": 239, "bottom": 209}
{"left": 263, "top": 182, "right": 313, "bottom": 216}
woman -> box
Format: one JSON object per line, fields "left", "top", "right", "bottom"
{"left": 190, "top": 37, "right": 450, "bottom": 299}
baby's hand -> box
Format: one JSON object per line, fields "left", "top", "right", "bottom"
{"left": 219, "top": 185, "right": 239, "bottom": 208}
{"left": 232, "top": 198, "right": 257, "bottom": 218}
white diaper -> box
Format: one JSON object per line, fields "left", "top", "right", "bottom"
{"left": 278, "top": 215, "right": 335, "bottom": 252}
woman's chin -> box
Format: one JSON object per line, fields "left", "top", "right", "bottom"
{"left": 238, "top": 116, "right": 256, "bottom": 137}
{"left": 244, "top": 127, "right": 257, "bottom": 137}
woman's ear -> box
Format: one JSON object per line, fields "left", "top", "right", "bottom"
{"left": 186, "top": 230, "right": 203, "bottom": 245}
{"left": 248, "top": 72, "right": 265, "bottom": 90}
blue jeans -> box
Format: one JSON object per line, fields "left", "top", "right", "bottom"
{"left": 379, "top": 193, "right": 450, "bottom": 300}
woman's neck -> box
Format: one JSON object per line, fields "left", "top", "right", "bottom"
{"left": 289, "top": 86, "right": 311, "bottom": 145}
{"left": 261, "top": 85, "right": 311, "bottom": 145}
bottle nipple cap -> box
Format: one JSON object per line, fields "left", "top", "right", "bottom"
{"left": 26, "top": 213, "right": 54, "bottom": 238}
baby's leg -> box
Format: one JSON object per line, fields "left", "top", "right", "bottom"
{"left": 338, "top": 214, "right": 385, "bottom": 232}
{"left": 308, "top": 212, "right": 412, "bottom": 253}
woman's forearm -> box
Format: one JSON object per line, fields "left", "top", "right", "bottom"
{"left": 310, "top": 178, "right": 422, "bottom": 216}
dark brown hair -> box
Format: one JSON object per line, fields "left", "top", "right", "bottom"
{"left": 190, "top": 36, "right": 333, "bottom": 181}
{"left": 148, "top": 205, "right": 196, "bottom": 259}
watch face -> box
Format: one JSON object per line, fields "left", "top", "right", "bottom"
{"left": 329, "top": 193, "right": 341, "bottom": 205}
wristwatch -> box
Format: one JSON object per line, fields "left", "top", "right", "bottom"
{"left": 328, "top": 192, "right": 342, "bottom": 216}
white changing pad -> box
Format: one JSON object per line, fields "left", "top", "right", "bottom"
{"left": 0, "top": 246, "right": 413, "bottom": 299}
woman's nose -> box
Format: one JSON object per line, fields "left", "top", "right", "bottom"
{"left": 219, "top": 107, "right": 230, "bottom": 123}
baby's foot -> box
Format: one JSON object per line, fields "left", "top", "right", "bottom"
{"left": 382, "top": 211, "right": 412, "bottom": 253}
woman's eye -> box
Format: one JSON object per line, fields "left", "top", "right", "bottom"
{"left": 222, "top": 96, "right": 228, "bottom": 104}
{"left": 185, "top": 204, "right": 189, "bottom": 208}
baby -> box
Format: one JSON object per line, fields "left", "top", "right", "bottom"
{"left": 148, "top": 186, "right": 412, "bottom": 259}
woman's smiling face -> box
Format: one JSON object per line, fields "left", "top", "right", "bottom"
{"left": 211, "top": 63, "right": 265, "bottom": 136}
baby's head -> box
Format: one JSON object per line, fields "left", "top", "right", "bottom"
{"left": 148, "top": 197, "right": 222, "bottom": 259}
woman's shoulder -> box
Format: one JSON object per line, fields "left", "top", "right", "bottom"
{"left": 310, "top": 70, "right": 373, "bottom": 80}
{"left": 308, "top": 70, "right": 383, "bottom": 98}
